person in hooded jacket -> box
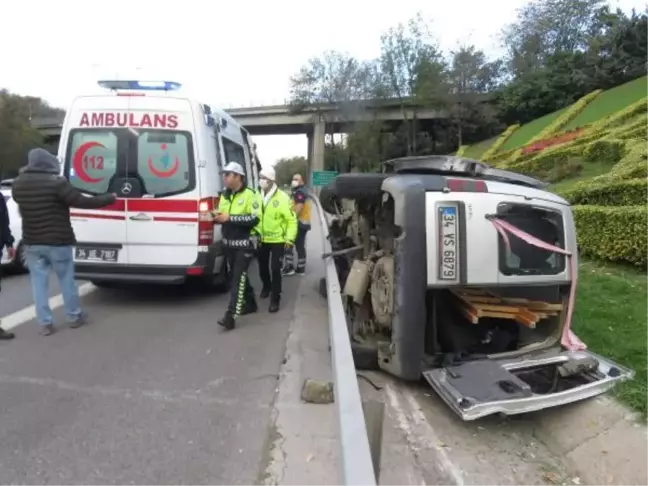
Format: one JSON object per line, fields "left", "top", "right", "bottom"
{"left": 12, "top": 148, "right": 116, "bottom": 336}
{"left": 0, "top": 193, "right": 16, "bottom": 340}
{"left": 257, "top": 167, "right": 296, "bottom": 313}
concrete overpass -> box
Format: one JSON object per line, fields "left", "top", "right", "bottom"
{"left": 32, "top": 99, "right": 450, "bottom": 180}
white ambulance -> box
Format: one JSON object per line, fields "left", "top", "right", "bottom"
{"left": 58, "top": 80, "right": 261, "bottom": 289}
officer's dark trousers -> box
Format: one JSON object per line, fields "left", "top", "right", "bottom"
{"left": 258, "top": 243, "right": 285, "bottom": 298}
{"left": 224, "top": 247, "right": 255, "bottom": 316}
{"left": 285, "top": 226, "right": 309, "bottom": 273}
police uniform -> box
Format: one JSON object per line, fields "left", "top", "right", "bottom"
{"left": 216, "top": 166, "right": 262, "bottom": 330}
{"left": 284, "top": 184, "right": 311, "bottom": 275}
{"left": 258, "top": 169, "right": 297, "bottom": 312}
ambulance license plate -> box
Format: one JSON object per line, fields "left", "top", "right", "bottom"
{"left": 438, "top": 205, "right": 459, "bottom": 281}
{"left": 75, "top": 247, "right": 118, "bottom": 262}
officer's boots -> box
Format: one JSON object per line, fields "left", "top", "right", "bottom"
{"left": 218, "top": 311, "right": 236, "bottom": 330}
{"left": 269, "top": 295, "right": 280, "bottom": 313}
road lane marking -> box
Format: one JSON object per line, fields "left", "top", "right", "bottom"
{"left": 1, "top": 282, "right": 96, "bottom": 330}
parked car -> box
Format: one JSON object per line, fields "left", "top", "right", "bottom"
{"left": 320, "top": 155, "right": 633, "bottom": 421}
{"left": 0, "top": 179, "right": 26, "bottom": 272}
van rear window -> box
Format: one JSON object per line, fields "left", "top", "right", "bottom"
{"left": 64, "top": 128, "right": 195, "bottom": 198}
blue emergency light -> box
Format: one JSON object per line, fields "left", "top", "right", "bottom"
{"left": 97, "top": 80, "right": 182, "bottom": 91}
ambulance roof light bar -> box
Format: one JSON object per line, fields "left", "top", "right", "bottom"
{"left": 97, "top": 80, "right": 182, "bottom": 92}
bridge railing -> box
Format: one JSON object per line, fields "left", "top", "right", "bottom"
{"left": 310, "top": 193, "right": 380, "bottom": 485}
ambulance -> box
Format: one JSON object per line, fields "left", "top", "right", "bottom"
{"left": 58, "top": 80, "right": 261, "bottom": 289}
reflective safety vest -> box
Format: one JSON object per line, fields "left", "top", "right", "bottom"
{"left": 260, "top": 188, "right": 297, "bottom": 244}
{"left": 217, "top": 186, "right": 262, "bottom": 248}
{"left": 291, "top": 186, "right": 311, "bottom": 227}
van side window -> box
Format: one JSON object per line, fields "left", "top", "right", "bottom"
{"left": 222, "top": 138, "right": 247, "bottom": 177}
{"left": 212, "top": 133, "right": 223, "bottom": 171}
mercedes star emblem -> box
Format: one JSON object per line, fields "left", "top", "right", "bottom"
{"left": 121, "top": 182, "right": 133, "bottom": 194}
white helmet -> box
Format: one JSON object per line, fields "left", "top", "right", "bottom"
{"left": 222, "top": 162, "right": 245, "bottom": 176}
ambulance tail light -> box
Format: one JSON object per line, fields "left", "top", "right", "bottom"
{"left": 198, "top": 197, "right": 217, "bottom": 245}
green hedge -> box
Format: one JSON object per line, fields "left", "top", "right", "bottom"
{"left": 583, "top": 139, "right": 625, "bottom": 164}
{"left": 573, "top": 205, "right": 647, "bottom": 267}
{"left": 481, "top": 124, "right": 520, "bottom": 161}
{"left": 561, "top": 179, "right": 647, "bottom": 206}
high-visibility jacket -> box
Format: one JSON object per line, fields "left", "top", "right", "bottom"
{"left": 291, "top": 185, "right": 311, "bottom": 228}
{"left": 260, "top": 187, "right": 297, "bottom": 244}
{"left": 217, "top": 185, "right": 262, "bottom": 248}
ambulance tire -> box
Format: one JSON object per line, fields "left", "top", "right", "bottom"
{"left": 319, "top": 180, "right": 339, "bottom": 214}
{"left": 333, "top": 173, "right": 388, "bottom": 200}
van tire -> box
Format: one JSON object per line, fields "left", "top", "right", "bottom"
{"left": 90, "top": 280, "right": 118, "bottom": 289}
{"left": 319, "top": 180, "right": 339, "bottom": 214}
{"left": 334, "top": 173, "right": 388, "bottom": 200}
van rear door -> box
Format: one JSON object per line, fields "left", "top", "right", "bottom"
{"left": 64, "top": 127, "right": 128, "bottom": 266}
{"left": 120, "top": 98, "right": 200, "bottom": 268}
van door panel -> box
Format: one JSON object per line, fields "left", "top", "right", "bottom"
{"left": 71, "top": 198, "right": 129, "bottom": 265}
{"left": 126, "top": 198, "right": 199, "bottom": 266}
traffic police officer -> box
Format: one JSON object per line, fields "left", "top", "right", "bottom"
{"left": 257, "top": 167, "right": 297, "bottom": 313}
{"left": 213, "top": 162, "right": 262, "bottom": 330}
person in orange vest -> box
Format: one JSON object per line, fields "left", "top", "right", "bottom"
{"left": 283, "top": 173, "right": 311, "bottom": 276}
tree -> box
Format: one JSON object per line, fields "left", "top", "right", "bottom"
{"left": 379, "top": 14, "right": 448, "bottom": 154}
{"left": 0, "top": 90, "right": 57, "bottom": 179}
{"left": 447, "top": 45, "right": 504, "bottom": 146}
{"left": 273, "top": 156, "right": 308, "bottom": 187}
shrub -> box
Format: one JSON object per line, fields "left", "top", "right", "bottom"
{"left": 560, "top": 179, "right": 647, "bottom": 206}
{"left": 530, "top": 89, "right": 603, "bottom": 144}
{"left": 595, "top": 140, "right": 647, "bottom": 182}
{"left": 583, "top": 139, "right": 625, "bottom": 164}
{"left": 456, "top": 145, "right": 469, "bottom": 156}
{"left": 572, "top": 205, "right": 647, "bottom": 267}
{"left": 481, "top": 124, "right": 520, "bottom": 161}
{"left": 545, "top": 158, "right": 584, "bottom": 183}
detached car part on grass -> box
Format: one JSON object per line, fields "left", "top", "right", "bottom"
{"left": 322, "top": 156, "right": 634, "bottom": 421}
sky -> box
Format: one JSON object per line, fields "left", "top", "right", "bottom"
{"left": 1, "top": 0, "right": 643, "bottom": 169}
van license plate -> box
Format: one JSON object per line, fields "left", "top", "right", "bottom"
{"left": 75, "top": 247, "right": 118, "bottom": 262}
{"left": 439, "top": 205, "right": 458, "bottom": 281}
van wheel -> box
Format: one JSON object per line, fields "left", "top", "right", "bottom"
{"left": 91, "top": 280, "right": 118, "bottom": 289}
{"left": 320, "top": 180, "right": 339, "bottom": 214}
{"left": 334, "top": 173, "right": 388, "bottom": 200}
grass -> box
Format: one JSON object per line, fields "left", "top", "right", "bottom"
{"left": 463, "top": 136, "right": 497, "bottom": 160}
{"left": 564, "top": 76, "right": 648, "bottom": 131}
{"left": 573, "top": 260, "right": 647, "bottom": 418}
{"left": 501, "top": 108, "right": 567, "bottom": 151}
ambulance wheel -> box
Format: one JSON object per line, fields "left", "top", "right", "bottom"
{"left": 334, "top": 173, "right": 388, "bottom": 200}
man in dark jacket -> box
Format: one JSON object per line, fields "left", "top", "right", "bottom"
{"left": 12, "top": 148, "right": 116, "bottom": 336}
{"left": 0, "top": 193, "right": 16, "bottom": 340}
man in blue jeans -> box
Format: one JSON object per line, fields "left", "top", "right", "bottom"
{"left": 12, "top": 148, "right": 116, "bottom": 336}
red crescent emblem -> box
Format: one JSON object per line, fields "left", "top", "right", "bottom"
{"left": 73, "top": 141, "right": 106, "bottom": 183}
{"left": 147, "top": 156, "right": 180, "bottom": 178}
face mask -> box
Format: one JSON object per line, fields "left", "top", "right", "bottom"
{"left": 260, "top": 179, "right": 272, "bottom": 191}
{"left": 291, "top": 180, "right": 300, "bottom": 188}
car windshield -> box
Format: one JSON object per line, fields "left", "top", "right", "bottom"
{"left": 64, "top": 128, "right": 195, "bottom": 198}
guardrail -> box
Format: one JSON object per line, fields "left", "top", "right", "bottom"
{"left": 310, "top": 194, "right": 380, "bottom": 485}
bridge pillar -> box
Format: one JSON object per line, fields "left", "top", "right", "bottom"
{"left": 308, "top": 117, "right": 325, "bottom": 191}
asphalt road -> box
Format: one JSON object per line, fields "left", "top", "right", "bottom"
{"left": 0, "top": 266, "right": 299, "bottom": 484}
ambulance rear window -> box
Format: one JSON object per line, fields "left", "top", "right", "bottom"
{"left": 137, "top": 131, "right": 193, "bottom": 196}
{"left": 64, "top": 128, "right": 196, "bottom": 198}
{"left": 66, "top": 130, "right": 118, "bottom": 195}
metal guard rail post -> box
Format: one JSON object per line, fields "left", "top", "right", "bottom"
{"left": 310, "top": 194, "right": 378, "bottom": 485}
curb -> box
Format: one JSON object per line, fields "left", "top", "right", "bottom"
{"left": 532, "top": 396, "right": 647, "bottom": 485}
